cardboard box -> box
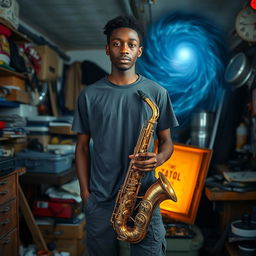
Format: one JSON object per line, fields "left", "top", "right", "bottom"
{"left": 37, "top": 216, "right": 86, "bottom": 256}
{"left": 36, "top": 45, "right": 59, "bottom": 81}
{"left": 49, "top": 125, "right": 76, "bottom": 135}
{"left": 0, "top": 75, "right": 25, "bottom": 90}
{"left": 45, "top": 236, "right": 86, "bottom": 256}
{"left": 5, "top": 89, "right": 30, "bottom": 104}
{"left": 0, "top": 0, "right": 19, "bottom": 29}
{"left": 38, "top": 218, "right": 86, "bottom": 239}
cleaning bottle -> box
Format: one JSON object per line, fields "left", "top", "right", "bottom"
{"left": 236, "top": 122, "right": 248, "bottom": 151}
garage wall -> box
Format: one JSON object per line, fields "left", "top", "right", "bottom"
{"left": 67, "top": 49, "right": 111, "bottom": 73}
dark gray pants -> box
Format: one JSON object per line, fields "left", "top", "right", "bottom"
{"left": 84, "top": 198, "right": 166, "bottom": 256}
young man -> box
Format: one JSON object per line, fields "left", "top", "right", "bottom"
{"left": 72, "top": 15, "right": 178, "bottom": 256}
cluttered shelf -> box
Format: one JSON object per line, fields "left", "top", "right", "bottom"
{"left": 0, "top": 18, "right": 31, "bottom": 43}
{"left": 0, "top": 66, "right": 26, "bottom": 79}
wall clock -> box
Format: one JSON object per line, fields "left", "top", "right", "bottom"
{"left": 235, "top": 6, "right": 256, "bottom": 42}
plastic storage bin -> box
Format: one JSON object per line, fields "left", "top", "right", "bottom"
{"left": 15, "top": 150, "right": 73, "bottom": 173}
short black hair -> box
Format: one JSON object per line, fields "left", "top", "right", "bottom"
{"left": 103, "top": 15, "right": 144, "bottom": 45}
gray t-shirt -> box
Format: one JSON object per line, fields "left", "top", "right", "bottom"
{"left": 72, "top": 75, "right": 178, "bottom": 204}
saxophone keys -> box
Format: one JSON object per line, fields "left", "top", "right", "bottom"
{"left": 122, "top": 209, "right": 130, "bottom": 216}
{"left": 140, "top": 200, "right": 152, "bottom": 213}
{"left": 127, "top": 191, "right": 135, "bottom": 197}
{"left": 125, "top": 199, "right": 133, "bottom": 207}
{"left": 135, "top": 213, "right": 147, "bottom": 227}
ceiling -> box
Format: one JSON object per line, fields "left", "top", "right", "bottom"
{"left": 17, "top": 0, "right": 246, "bottom": 51}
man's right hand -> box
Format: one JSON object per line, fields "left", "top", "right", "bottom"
{"left": 81, "top": 189, "right": 90, "bottom": 203}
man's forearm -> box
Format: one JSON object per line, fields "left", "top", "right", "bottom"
{"left": 156, "top": 138, "right": 173, "bottom": 167}
{"left": 75, "top": 144, "right": 91, "bottom": 200}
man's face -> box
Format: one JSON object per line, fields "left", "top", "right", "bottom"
{"left": 106, "top": 27, "right": 143, "bottom": 71}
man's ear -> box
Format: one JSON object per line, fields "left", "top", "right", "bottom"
{"left": 105, "top": 45, "right": 110, "bottom": 56}
{"left": 138, "top": 46, "right": 143, "bottom": 58}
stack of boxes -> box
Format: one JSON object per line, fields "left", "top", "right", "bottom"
{"left": 36, "top": 214, "right": 86, "bottom": 256}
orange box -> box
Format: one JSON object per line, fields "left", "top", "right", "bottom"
{"left": 0, "top": 75, "right": 25, "bottom": 90}
{"left": 155, "top": 143, "right": 212, "bottom": 224}
{"left": 5, "top": 89, "right": 30, "bottom": 104}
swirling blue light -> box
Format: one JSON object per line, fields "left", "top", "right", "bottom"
{"left": 138, "top": 12, "right": 226, "bottom": 125}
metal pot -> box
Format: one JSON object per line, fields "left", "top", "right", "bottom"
{"left": 224, "top": 52, "right": 253, "bottom": 88}
{"left": 231, "top": 216, "right": 256, "bottom": 238}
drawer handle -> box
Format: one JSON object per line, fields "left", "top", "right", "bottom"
{"left": 0, "top": 190, "right": 8, "bottom": 196}
{"left": 0, "top": 206, "right": 10, "bottom": 213}
{"left": 1, "top": 237, "right": 11, "bottom": 245}
{"left": 0, "top": 180, "right": 8, "bottom": 186}
{"left": 0, "top": 219, "right": 10, "bottom": 226}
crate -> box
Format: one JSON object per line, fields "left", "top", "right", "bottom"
{"left": 15, "top": 150, "right": 73, "bottom": 173}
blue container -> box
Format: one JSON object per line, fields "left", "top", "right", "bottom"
{"left": 15, "top": 150, "right": 73, "bottom": 173}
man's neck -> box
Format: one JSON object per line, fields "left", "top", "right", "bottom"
{"left": 108, "top": 70, "right": 139, "bottom": 85}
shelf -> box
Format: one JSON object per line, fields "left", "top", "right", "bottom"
{"left": 205, "top": 187, "right": 256, "bottom": 201}
{"left": 0, "top": 18, "right": 31, "bottom": 43}
{"left": 2, "top": 134, "right": 26, "bottom": 138}
{"left": 0, "top": 66, "right": 26, "bottom": 79}
{"left": 0, "top": 99, "right": 19, "bottom": 107}
{"left": 0, "top": 137, "right": 9, "bottom": 141}
{"left": 0, "top": 135, "right": 26, "bottom": 142}
{"left": 19, "top": 167, "right": 76, "bottom": 186}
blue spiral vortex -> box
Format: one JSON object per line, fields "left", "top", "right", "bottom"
{"left": 138, "top": 12, "right": 227, "bottom": 125}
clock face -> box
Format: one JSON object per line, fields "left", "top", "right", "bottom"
{"left": 235, "top": 6, "right": 256, "bottom": 42}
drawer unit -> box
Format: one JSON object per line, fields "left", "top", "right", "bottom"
{"left": 0, "top": 228, "right": 18, "bottom": 256}
{"left": 0, "top": 199, "right": 17, "bottom": 238}
{"left": 0, "top": 171, "right": 19, "bottom": 256}
{"left": 0, "top": 174, "right": 16, "bottom": 205}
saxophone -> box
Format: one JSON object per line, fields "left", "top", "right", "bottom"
{"left": 111, "top": 90, "right": 177, "bottom": 243}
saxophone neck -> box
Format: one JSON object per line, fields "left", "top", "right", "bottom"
{"left": 137, "top": 90, "right": 159, "bottom": 123}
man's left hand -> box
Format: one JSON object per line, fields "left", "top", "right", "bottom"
{"left": 129, "top": 152, "right": 158, "bottom": 172}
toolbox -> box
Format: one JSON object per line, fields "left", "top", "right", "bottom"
{"left": 33, "top": 198, "right": 81, "bottom": 219}
{"left": 15, "top": 150, "right": 73, "bottom": 173}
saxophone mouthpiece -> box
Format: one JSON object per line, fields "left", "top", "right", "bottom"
{"left": 137, "top": 90, "right": 148, "bottom": 100}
